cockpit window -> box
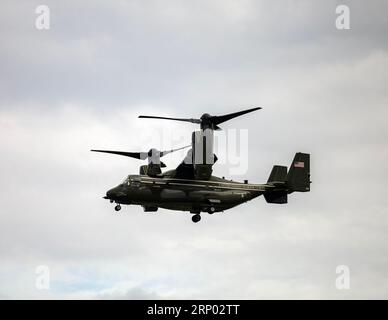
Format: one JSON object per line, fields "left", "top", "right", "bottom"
{"left": 122, "top": 176, "right": 131, "bottom": 185}
{"left": 121, "top": 176, "right": 141, "bottom": 186}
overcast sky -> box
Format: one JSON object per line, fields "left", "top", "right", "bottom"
{"left": 0, "top": 0, "right": 387, "bottom": 299}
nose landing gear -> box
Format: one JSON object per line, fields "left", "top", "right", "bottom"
{"left": 114, "top": 204, "right": 121, "bottom": 212}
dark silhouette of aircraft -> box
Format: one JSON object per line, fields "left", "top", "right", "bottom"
{"left": 92, "top": 107, "right": 310, "bottom": 223}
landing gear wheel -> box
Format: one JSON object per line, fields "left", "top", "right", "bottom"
{"left": 114, "top": 204, "right": 121, "bottom": 212}
{"left": 192, "top": 214, "right": 201, "bottom": 223}
{"left": 208, "top": 207, "right": 215, "bottom": 214}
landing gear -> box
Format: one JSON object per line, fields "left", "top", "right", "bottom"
{"left": 114, "top": 204, "right": 121, "bottom": 212}
{"left": 192, "top": 214, "right": 201, "bottom": 223}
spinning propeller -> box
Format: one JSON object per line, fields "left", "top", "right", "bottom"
{"left": 139, "top": 106, "right": 262, "bottom": 130}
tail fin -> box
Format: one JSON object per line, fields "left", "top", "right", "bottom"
{"left": 267, "top": 165, "right": 287, "bottom": 184}
{"left": 286, "top": 152, "right": 310, "bottom": 192}
{"left": 264, "top": 153, "right": 310, "bottom": 204}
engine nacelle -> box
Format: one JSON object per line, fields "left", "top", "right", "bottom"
{"left": 192, "top": 129, "right": 215, "bottom": 180}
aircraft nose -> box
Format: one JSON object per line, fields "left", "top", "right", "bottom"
{"left": 104, "top": 186, "right": 126, "bottom": 200}
{"left": 105, "top": 187, "right": 117, "bottom": 199}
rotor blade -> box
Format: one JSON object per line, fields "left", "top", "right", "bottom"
{"left": 160, "top": 145, "right": 191, "bottom": 157}
{"left": 138, "top": 115, "right": 201, "bottom": 124}
{"left": 91, "top": 150, "right": 148, "bottom": 160}
{"left": 210, "top": 107, "right": 262, "bottom": 126}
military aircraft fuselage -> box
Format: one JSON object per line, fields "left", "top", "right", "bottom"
{"left": 105, "top": 174, "right": 269, "bottom": 213}
{"left": 94, "top": 107, "right": 310, "bottom": 223}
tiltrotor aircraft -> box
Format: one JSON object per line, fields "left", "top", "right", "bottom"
{"left": 92, "top": 107, "right": 310, "bottom": 223}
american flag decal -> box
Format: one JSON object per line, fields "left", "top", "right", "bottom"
{"left": 294, "top": 161, "right": 304, "bottom": 168}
